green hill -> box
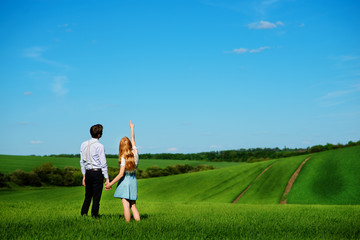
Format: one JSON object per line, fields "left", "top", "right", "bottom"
{"left": 131, "top": 146, "right": 360, "bottom": 205}
{"left": 1, "top": 146, "right": 360, "bottom": 205}
{"left": 287, "top": 146, "right": 360, "bottom": 205}
{"left": 109, "top": 146, "right": 359, "bottom": 205}
{"left": 1, "top": 147, "right": 360, "bottom": 239}
{"left": 134, "top": 160, "right": 274, "bottom": 203}
{"left": 235, "top": 154, "right": 310, "bottom": 204}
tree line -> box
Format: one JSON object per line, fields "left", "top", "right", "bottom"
{"left": 0, "top": 163, "right": 215, "bottom": 188}
{"left": 42, "top": 140, "right": 360, "bottom": 163}
{"left": 138, "top": 140, "right": 360, "bottom": 162}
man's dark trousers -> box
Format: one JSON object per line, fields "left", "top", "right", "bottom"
{"left": 81, "top": 170, "right": 104, "bottom": 217}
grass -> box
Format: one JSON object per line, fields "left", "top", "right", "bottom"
{"left": 2, "top": 146, "right": 360, "bottom": 206}
{"left": 135, "top": 160, "right": 274, "bottom": 203}
{"left": 0, "top": 155, "right": 241, "bottom": 174}
{"left": 0, "top": 187, "right": 359, "bottom": 239}
{"left": 236, "top": 155, "right": 310, "bottom": 204}
{"left": 1, "top": 145, "right": 360, "bottom": 239}
{"left": 287, "top": 146, "right": 360, "bottom": 205}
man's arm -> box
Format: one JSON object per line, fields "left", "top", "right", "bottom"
{"left": 99, "top": 144, "right": 109, "bottom": 185}
{"left": 80, "top": 144, "right": 86, "bottom": 186}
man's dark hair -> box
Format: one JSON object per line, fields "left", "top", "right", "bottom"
{"left": 90, "top": 124, "right": 103, "bottom": 138}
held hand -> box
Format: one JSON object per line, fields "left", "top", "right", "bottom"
{"left": 104, "top": 182, "right": 112, "bottom": 190}
{"left": 104, "top": 179, "right": 111, "bottom": 190}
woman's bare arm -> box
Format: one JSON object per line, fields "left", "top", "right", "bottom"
{"left": 106, "top": 165, "right": 125, "bottom": 189}
{"left": 130, "top": 120, "right": 136, "bottom": 147}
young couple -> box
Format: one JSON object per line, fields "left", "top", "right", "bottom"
{"left": 80, "top": 121, "right": 140, "bottom": 222}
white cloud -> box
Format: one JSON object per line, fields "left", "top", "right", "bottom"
{"left": 247, "top": 20, "right": 284, "bottom": 29}
{"left": 322, "top": 84, "right": 360, "bottom": 100}
{"left": 25, "top": 46, "right": 46, "bottom": 59}
{"left": 30, "top": 141, "right": 42, "bottom": 144}
{"left": 233, "top": 48, "right": 248, "bottom": 54}
{"left": 53, "top": 76, "right": 69, "bottom": 97}
{"left": 58, "top": 23, "right": 72, "bottom": 32}
{"left": 249, "top": 46, "right": 270, "bottom": 53}
{"left": 58, "top": 24, "right": 69, "bottom": 28}
{"left": 248, "top": 20, "right": 276, "bottom": 29}
{"left": 230, "top": 46, "right": 270, "bottom": 54}
{"left": 322, "top": 90, "right": 354, "bottom": 99}
{"left": 24, "top": 46, "right": 70, "bottom": 69}
{"left": 340, "top": 55, "right": 359, "bottom": 61}
{"left": 168, "top": 147, "right": 178, "bottom": 152}
{"left": 24, "top": 91, "right": 32, "bottom": 95}
{"left": 319, "top": 84, "right": 360, "bottom": 106}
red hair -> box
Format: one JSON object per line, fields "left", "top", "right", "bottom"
{"left": 119, "top": 136, "right": 135, "bottom": 171}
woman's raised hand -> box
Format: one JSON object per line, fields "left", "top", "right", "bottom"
{"left": 130, "top": 120, "right": 136, "bottom": 147}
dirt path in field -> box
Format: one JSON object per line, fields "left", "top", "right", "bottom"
{"left": 232, "top": 162, "right": 277, "bottom": 203}
{"left": 280, "top": 156, "right": 312, "bottom": 204}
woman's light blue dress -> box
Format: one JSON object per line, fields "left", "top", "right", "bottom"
{"left": 114, "top": 147, "right": 139, "bottom": 200}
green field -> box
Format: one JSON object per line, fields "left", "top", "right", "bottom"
{"left": 1, "top": 146, "right": 360, "bottom": 239}
{"left": 0, "top": 155, "right": 241, "bottom": 174}
{"left": 287, "top": 146, "right": 360, "bottom": 205}
{"left": 0, "top": 187, "right": 359, "bottom": 240}
{"left": 236, "top": 154, "right": 310, "bottom": 204}
{"left": 138, "top": 159, "right": 274, "bottom": 203}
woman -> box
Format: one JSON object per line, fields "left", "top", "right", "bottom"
{"left": 105, "top": 120, "right": 140, "bottom": 222}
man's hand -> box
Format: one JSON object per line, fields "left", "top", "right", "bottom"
{"left": 105, "top": 179, "right": 111, "bottom": 190}
{"left": 82, "top": 175, "right": 86, "bottom": 186}
{"left": 104, "top": 178, "right": 111, "bottom": 190}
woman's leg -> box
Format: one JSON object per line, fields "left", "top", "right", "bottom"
{"left": 130, "top": 200, "right": 140, "bottom": 221}
{"left": 121, "top": 198, "right": 131, "bottom": 222}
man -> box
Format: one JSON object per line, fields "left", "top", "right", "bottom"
{"left": 80, "top": 124, "right": 109, "bottom": 218}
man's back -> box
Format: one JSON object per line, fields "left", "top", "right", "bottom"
{"left": 80, "top": 139, "right": 106, "bottom": 171}
{"left": 80, "top": 124, "right": 109, "bottom": 218}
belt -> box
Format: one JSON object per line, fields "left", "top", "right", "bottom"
{"left": 87, "top": 168, "right": 101, "bottom": 171}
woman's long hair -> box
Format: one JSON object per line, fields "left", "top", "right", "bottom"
{"left": 119, "top": 136, "right": 135, "bottom": 172}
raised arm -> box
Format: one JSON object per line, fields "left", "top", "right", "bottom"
{"left": 130, "top": 120, "right": 136, "bottom": 147}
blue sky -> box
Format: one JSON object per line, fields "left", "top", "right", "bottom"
{"left": 1, "top": 0, "right": 359, "bottom": 155}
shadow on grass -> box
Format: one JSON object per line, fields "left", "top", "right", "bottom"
{"left": 93, "top": 213, "right": 149, "bottom": 221}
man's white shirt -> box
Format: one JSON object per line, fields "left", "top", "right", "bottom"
{"left": 80, "top": 138, "right": 109, "bottom": 179}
